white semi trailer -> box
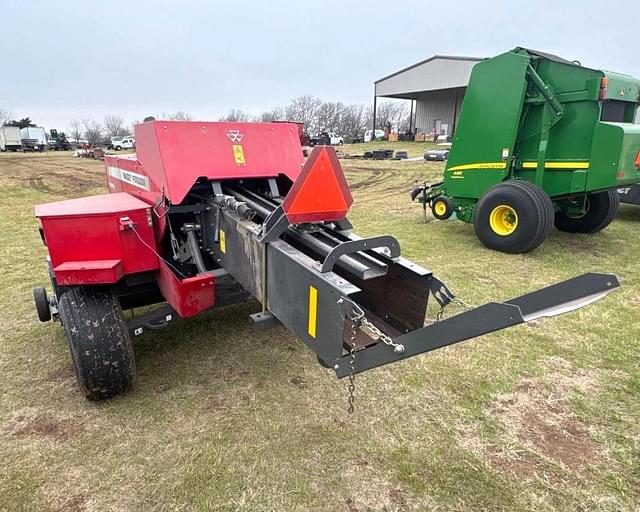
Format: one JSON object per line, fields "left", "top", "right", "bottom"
{"left": 0, "top": 126, "right": 22, "bottom": 151}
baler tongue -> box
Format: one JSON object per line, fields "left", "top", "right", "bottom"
{"left": 214, "top": 146, "right": 619, "bottom": 378}
{"left": 333, "top": 273, "right": 619, "bottom": 378}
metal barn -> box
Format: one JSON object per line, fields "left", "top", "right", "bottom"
{"left": 374, "top": 55, "right": 483, "bottom": 137}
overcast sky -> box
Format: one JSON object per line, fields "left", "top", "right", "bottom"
{"left": 1, "top": 0, "right": 638, "bottom": 131}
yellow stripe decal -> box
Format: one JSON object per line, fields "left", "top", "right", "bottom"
{"left": 447, "top": 162, "right": 507, "bottom": 171}
{"left": 308, "top": 286, "right": 318, "bottom": 338}
{"left": 521, "top": 161, "right": 590, "bottom": 169}
{"left": 219, "top": 229, "right": 226, "bottom": 254}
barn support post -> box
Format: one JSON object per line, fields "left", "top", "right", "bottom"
{"left": 372, "top": 94, "right": 377, "bottom": 133}
{"left": 409, "top": 99, "right": 414, "bottom": 135}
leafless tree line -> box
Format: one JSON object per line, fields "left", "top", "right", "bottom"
{"left": 65, "top": 112, "right": 193, "bottom": 145}
{"left": 2, "top": 99, "right": 409, "bottom": 147}
{"left": 219, "top": 95, "right": 411, "bottom": 137}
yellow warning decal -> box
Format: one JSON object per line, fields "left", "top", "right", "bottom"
{"left": 447, "top": 162, "right": 507, "bottom": 171}
{"left": 232, "top": 144, "right": 246, "bottom": 165}
{"left": 521, "top": 161, "right": 590, "bottom": 169}
{"left": 308, "top": 286, "right": 318, "bottom": 338}
{"left": 219, "top": 229, "right": 226, "bottom": 253}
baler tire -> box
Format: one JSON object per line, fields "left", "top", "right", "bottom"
{"left": 33, "top": 287, "right": 51, "bottom": 322}
{"left": 554, "top": 190, "right": 620, "bottom": 234}
{"left": 431, "top": 196, "right": 454, "bottom": 220}
{"left": 58, "top": 285, "right": 135, "bottom": 400}
{"left": 473, "top": 180, "right": 554, "bottom": 254}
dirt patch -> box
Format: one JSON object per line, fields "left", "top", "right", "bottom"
{"left": 27, "top": 170, "right": 102, "bottom": 195}
{"left": 522, "top": 411, "right": 596, "bottom": 469}
{"left": 0, "top": 154, "right": 104, "bottom": 196}
{"left": 388, "top": 488, "right": 407, "bottom": 507}
{"left": 289, "top": 375, "right": 307, "bottom": 389}
{"left": 487, "top": 450, "right": 549, "bottom": 481}
{"left": 459, "top": 358, "right": 605, "bottom": 481}
{"left": 5, "top": 413, "right": 84, "bottom": 441}
{"left": 58, "top": 494, "right": 88, "bottom": 512}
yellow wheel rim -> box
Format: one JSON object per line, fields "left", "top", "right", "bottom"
{"left": 489, "top": 204, "right": 518, "bottom": 236}
{"left": 434, "top": 201, "right": 447, "bottom": 216}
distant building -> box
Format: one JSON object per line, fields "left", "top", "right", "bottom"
{"left": 374, "top": 55, "right": 484, "bottom": 136}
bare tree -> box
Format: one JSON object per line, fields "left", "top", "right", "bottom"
{"left": 103, "top": 115, "right": 128, "bottom": 138}
{"left": 371, "top": 101, "right": 409, "bottom": 130}
{"left": 285, "top": 95, "right": 322, "bottom": 134}
{"left": 316, "top": 102, "right": 345, "bottom": 133}
{"left": 68, "top": 119, "right": 83, "bottom": 144}
{"left": 0, "top": 107, "right": 12, "bottom": 126}
{"left": 82, "top": 119, "right": 103, "bottom": 146}
{"left": 255, "top": 106, "right": 286, "bottom": 122}
{"left": 219, "top": 109, "right": 250, "bottom": 122}
{"left": 338, "top": 104, "right": 367, "bottom": 138}
{"left": 163, "top": 111, "right": 192, "bottom": 121}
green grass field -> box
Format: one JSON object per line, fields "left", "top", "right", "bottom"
{"left": 0, "top": 145, "right": 639, "bottom": 511}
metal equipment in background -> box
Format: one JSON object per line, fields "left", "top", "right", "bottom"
{"left": 48, "top": 129, "right": 72, "bottom": 151}
{"left": 412, "top": 47, "right": 640, "bottom": 253}
{"left": 618, "top": 184, "right": 640, "bottom": 206}
{"left": 32, "top": 121, "right": 619, "bottom": 404}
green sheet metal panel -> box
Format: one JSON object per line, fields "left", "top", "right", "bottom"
{"left": 514, "top": 57, "right": 602, "bottom": 170}
{"left": 589, "top": 122, "right": 640, "bottom": 190}
{"left": 444, "top": 51, "right": 530, "bottom": 199}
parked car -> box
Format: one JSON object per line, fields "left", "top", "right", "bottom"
{"left": 424, "top": 149, "right": 450, "bottom": 161}
{"left": 310, "top": 131, "right": 343, "bottom": 146}
{"left": 113, "top": 137, "right": 135, "bottom": 150}
{"left": 364, "top": 129, "right": 384, "bottom": 142}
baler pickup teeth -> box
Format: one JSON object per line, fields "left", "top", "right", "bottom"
{"left": 334, "top": 273, "right": 619, "bottom": 378}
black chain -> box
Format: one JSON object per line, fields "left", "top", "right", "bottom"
{"left": 347, "top": 310, "right": 363, "bottom": 414}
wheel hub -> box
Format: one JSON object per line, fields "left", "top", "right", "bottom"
{"left": 434, "top": 201, "right": 447, "bottom": 216}
{"left": 489, "top": 205, "right": 518, "bottom": 236}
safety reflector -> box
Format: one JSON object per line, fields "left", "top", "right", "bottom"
{"left": 635, "top": 150, "right": 640, "bottom": 168}
{"left": 282, "top": 146, "right": 353, "bottom": 223}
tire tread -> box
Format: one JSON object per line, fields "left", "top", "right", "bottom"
{"left": 58, "top": 286, "right": 135, "bottom": 400}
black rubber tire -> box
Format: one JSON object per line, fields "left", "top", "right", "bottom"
{"left": 473, "top": 180, "right": 554, "bottom": 254}
{"left": 115, "top": 146, "right": 121, "bottom": 151}
{"left": 33, "top": 287, "right": 51, "bottom": 322}
{"left": 58, "top": 285, "right": 135, "bottom": 400}
{"left": 431, "top": 196, "right": 454, "bottom": 220}
{"left": 554, "top": 190, "right": 620, "bottom": 234}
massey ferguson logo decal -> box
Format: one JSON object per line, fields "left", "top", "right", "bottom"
{"left": 226, "top": 129, "right": 244, "bottom": 143}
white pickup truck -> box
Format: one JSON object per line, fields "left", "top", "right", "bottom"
{"left": 111, "top": 136, "right": 135, "bottom": 150}
{"left": 310, "top": 131, "right": 344, "bottom": 146}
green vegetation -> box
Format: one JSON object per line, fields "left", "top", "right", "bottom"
{"left": 0, "top": 145, "right": 638, "bottom": 511}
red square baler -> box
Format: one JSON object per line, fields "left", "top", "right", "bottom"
{"left": 33, "top": 121, "right": 619, "bottom": 403}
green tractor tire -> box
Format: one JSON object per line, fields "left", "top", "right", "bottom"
{"left": 554, "top": 190, "right": 620, "bottom": 234}
{"left": 473, "top": 181, "right": 554, "bottom": 254}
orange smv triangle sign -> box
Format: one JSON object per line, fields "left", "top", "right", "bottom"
{"left": 282, "top": 146, "right": 353, "bottom": 224}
